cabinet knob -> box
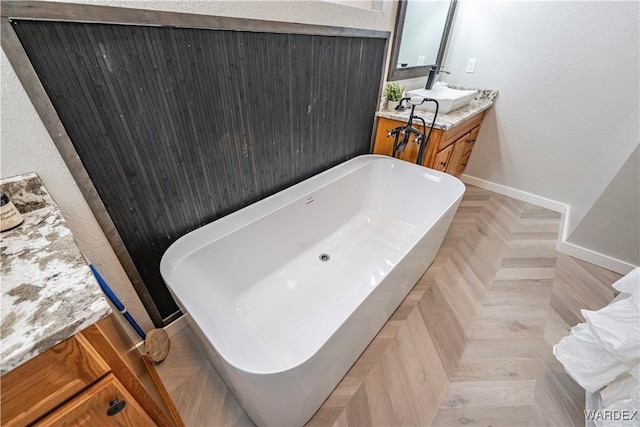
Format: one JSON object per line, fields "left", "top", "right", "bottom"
{"left": 440, "top": 161, "right": 446, "bottom": 166}
{"left": 107, "top": 398, "right": 127, "bottom": 416}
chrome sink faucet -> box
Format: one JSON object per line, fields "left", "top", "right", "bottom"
{"left": 425, "top": 65, "right": 451, "bottom": 90}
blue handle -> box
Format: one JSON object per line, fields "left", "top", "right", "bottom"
{"left": 89, "top": 263, "right": 147, "bottom": 340}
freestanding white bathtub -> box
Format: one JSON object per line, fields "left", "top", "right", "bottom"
{"left": 160, "top": 155, "right": 465, "bottom": 426}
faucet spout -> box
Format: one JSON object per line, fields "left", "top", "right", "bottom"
{"left": 425, "top": 65, "right": 451, "bottom": 90}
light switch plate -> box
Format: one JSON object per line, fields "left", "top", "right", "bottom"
{"left": 466, "top": 58, "right": 477, "bottom": 73}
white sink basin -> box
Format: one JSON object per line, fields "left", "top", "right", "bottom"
{"left": 405, "top": 85, "right": 477, "bottom": 114}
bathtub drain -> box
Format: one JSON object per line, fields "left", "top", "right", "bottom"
{"left": 319, "top": 253, "right": 330, "bottom": 262}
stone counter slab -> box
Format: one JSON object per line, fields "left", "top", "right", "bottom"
{"left": 377, "top": 88, "right": 498, "bottom": 130}
{"left": 0, "top": 173, "right": 111, "bottom": 374}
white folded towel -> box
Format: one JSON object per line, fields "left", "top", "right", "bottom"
{"left": 593, "top": 383, "right": 639, "bottom": 427}
{"left": 583, "top": 292, "right": 640, "bottom": 367}
{"left": 601, "top": 371, "right": 640, "bottom": 407}
{"left": 613, "top": 267, "right": 640, "bottom": 295}
{"left": 554, "top": 268, "right": 640, "bottom": 396}
{"left": 553, "top": 323, "right": 632, "bottom": 393}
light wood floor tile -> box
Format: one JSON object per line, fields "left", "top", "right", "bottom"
{"left": 495, "top": 267, "right": 557, "bottom": 280}
{"left": 441, "top": 380, "right": 537, "bottom": 409}
{"left": 543, "top": 306, "right": 572, "bottom": 347}
{"left": 505, "top": 240, "right": 558, "bottom": 258}
{"left": 306, "top": 408, "right": 344, "bottom": 427}
{"left": 550, "top": 283, "right": 587, "bottom": 327}
{"left": 343, "top": 386, "right": 370, "bottom": 426}
{"left": 451, "top": 358, "right": 541, "bottom": 382}
{"left": 153, "top": 185, "right": 622, "bottom": 427}
{"left": 484, "top": 279, "right": 553, "bottom": 307}
{"left": 379, "top": 345, "right": 419, "bottom": 425}
{"left": 520, "top": 206, "right": 561, "bottom": 220}
{"left": 155, "top": 327, "right": 253, "bottom": 427}
{"left": 530, "top": 348, "right": 586, "bottom": 427}
{"left": 363, "top": 362, "right": 398, "bottom": 426}
{"left": 417, "top": 283, "right": 467, "bottom": 377}
{"left": 448, "top": 251, "right": 488, "bottom": 300}
{"left": 433, "top": 406, "right": 533, "bottom": 426}
{"left": 332, "top": 411, "right": 350, "bottom": 427}
{"left": 435, "top": 261, "right": 484, "bottom": 336}
{"left": 470, "top": 306, "right": 549, "bottom": 340}
{"left": 500, "top": 257, "right": 558, "bottom": 268}
{"left": 397, "top": 310, "right": 448, "bottom": 423}
{"left": 554, "top": 256, "right": 616, "bottom": 311}
{"left": 459, "top": 338, "right": 547, "bottom": 360}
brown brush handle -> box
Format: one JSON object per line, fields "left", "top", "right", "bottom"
{"left": 141, "top": 354, "right": 186, "bottom": 427}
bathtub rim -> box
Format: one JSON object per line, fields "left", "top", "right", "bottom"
{"left": 160, "top": 154, "right": 464, "bottom": 278}
{"left": 160, "top": 154, "right": 465, "bottom": 375}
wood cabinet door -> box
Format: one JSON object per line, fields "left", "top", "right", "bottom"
{"left": 458, "top": 151, "right": 472, "bottom": 176}
{"left": 373, "top": 117, "right": 421, "bottom": 163}
{"left": 1, "top": 334, "right": 110, "bottom": 426}
{"left": 464, "top": 125, "right": 480, "bottom": 154}
{"left": 446, "top": 134, "right": 470, "bottom": 176}
{"left": 35, "top": 374, "right": 155, "bottom": 426}
{"left": 432, "top": 143, "right": 454, "bottom": 172}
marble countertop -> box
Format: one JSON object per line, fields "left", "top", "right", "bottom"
{"left": 376, "top": 87, "right": 498, "bottom": 130}
{"left": 0, "top": 173, "right": 111, "bottom": 375}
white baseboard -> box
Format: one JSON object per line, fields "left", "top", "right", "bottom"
{"left": 556, "top": 239, "right": 636, "bottom": 275}
{"left": 460, "top": 174, "right": 567, "bottom": 213}
{"left": 460, "top": 174, "right": 637, "bottom": 275}
{"left": 557, "top": 207, "right": 636, "bottom": 275}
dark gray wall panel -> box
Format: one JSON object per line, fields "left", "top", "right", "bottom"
{"left": 13, "top": 20, "right": 386, "bottom": 321}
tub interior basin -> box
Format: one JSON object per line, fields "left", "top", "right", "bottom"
{"left": 161, "top": 156, "right": 465, "bottom": 374}
{"left": 406, "top": 85, "right": 477, "bottom": 114}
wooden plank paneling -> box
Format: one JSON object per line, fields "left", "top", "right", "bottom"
{"left": 12, "top": 20, "right": 386, "bottom": 321}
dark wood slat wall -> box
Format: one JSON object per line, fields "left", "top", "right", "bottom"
{"left": 13, "top": 20, "right": 386, "bottom": 322}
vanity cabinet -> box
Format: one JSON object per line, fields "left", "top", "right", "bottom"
{"left": 0, "top": 317, "right": 176, "bottom": 427}
{"left": 373, "top": 111, "right": 484, "bottom": 177}
{"left": 0, "top": 173, "right": 181, "bottom": 427}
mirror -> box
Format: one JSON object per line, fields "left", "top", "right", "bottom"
{"left": 388, "top": 0, "right": 458, "bottom": 81}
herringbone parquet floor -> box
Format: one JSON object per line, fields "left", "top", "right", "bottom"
{"left": 155, "top": 185, "right": 622, "bottom": 427}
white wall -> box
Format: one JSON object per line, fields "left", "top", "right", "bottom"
{"left": 442, "top": 0, "right": 639, "bottom": 271}
{"left": 0, "top": 0, "right": 397, "bottom": 343}
{"left": 42, "top": 0, "right": 392, "bottom": 29}
{"left": 569, "top": 146, "right": 639, "bottom": 266}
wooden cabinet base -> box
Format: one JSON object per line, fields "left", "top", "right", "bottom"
{"left": 0, "top": 334, "right": 110, "bottom": 426}
{"left": 373, "top": 111, "right": 485, "bottom": 177}
{"left": 1, "top": 317, "right": 180, "bottom": 426}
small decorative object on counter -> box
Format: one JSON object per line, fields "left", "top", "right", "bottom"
{"left": 384, "top": 82, "right": 404, "bottom": 111}
{"left": 0, "top": 192, "right": 24, "bottom": 232}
